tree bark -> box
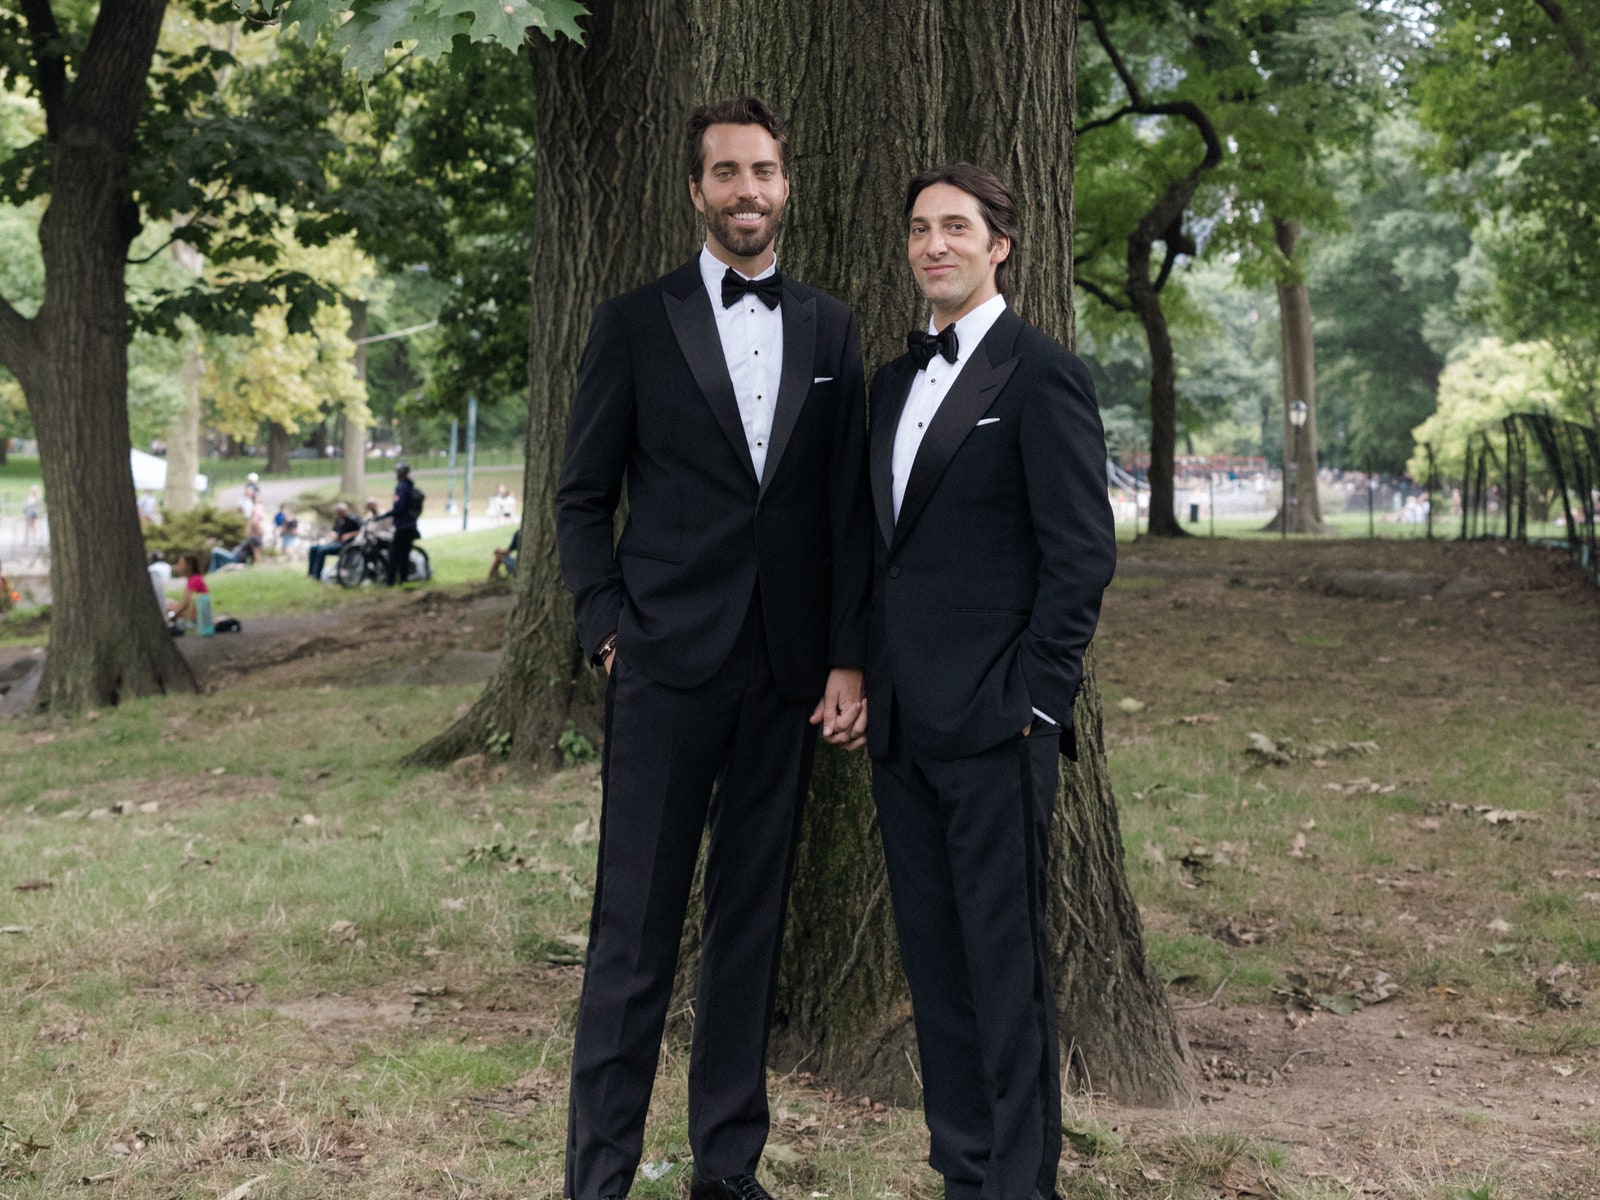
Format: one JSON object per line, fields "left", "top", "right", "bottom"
{"left": 682, "top": 0, "right": 1189, "bottom": 1106}
{"left": 162, "top": 236, "right": 204, "bottom": 515}
{"left": 0, "top": 0, "right": 196, "bottom": 712}
{"left": 163, "top": 348, "right": 202, "bottom": 515}
{"left": 342, "top": 299, "right": 369, "bottom": 502}
{"left": 265, "top": 421, "right": 292, "bottom": 474}
{"left": 403, "top": 0, "right": 694, "bottom": 769}
{"left": 403, "top": 0, "right": 1189, "bottom": 1109}
{"left": 1261, "top": 217, "right": 1328, "bottom": 534}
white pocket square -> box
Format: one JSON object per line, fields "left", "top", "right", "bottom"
{"left": 812, "top": 376, "right": 834, "bottom": 384}
{"left": 976, "top": 417, "right": 1000, "bottom": 426}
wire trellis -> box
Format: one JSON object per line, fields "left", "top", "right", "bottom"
{"left": 1462, "top": 412, "right": 1599, "bottom": 585}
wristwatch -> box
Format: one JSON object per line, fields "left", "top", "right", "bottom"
{"left": 592, "top": 631, "right": 619, "bottom": 668}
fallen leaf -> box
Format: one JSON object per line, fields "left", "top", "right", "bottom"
{"left": 1486, "top": 918, "right": 1514, "bottom": 934}
{"left": 220, "top": 1175, "right": 270, "bottom": 1200}
{"left": 327, "top": 919, "right": 358, "bottom": 942}
{"left": 1116, "top": 697, "right": 1146, "bottom": 714}
{"left": 1289, "top": 832, "right": 1308, "bottom": 859}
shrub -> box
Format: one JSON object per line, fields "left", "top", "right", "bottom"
{"left": 144, "top": 507, "right": 246, "bottom": 563}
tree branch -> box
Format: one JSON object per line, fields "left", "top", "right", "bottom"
{"left": 1152, "top": 239, "right": 1181, "bottom": 294}
{"left": 1531, "top": 0, "right": 1594, "bottom": 78}
{"left": 1075, "top": 275, "right": 1131, "bottom": 313}
{"left": 1078, "top": 104, "right": 1136, "bottom": 135}
{"left": 1084, "top": 0, "right": 1146, "bottom": 109}
{"left": 19, "top": 0, "right": 68, "bottom": 142}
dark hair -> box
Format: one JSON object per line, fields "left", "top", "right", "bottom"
{"left": 686, "top": 96, "right": 791, "bottom": 182}
{"left": 177, "top": 552, "right": 200, "bottom": 575}
{"left": 904, "top": 163, "right": 1020, "bottom": 298}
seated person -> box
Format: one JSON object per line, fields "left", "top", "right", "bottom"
{"left": 488, "top": 530, "right": 520, "bottom": 580}
{"left": 208, "top": 535, "right": 261, "bottom": 574}
{"left": 148, "top": 552, "right": 173, "bottom": 610}
{"left": 307, "top": 502, "right": 361, "bottom": 580}
{"left": 167, "top": 553, "right": 213, "bottom": 635}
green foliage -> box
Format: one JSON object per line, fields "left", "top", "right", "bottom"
{"left": 1415, "top": 0, "right": 1600, "bottom": 424}
{"left": 1308, "top": 117, "right": 1479, "bottom": 473}
{"left": 143, "top": 506, "right": 247, "bottom": 563}
{"left": 558, "top": 720, "right": 598, "bottom": 768}
{"left": 234, "top": 0, "right": 586, "bottom": 80}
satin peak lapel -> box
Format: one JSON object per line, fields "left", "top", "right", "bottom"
{"left": 664, "top": 286, "right": 757, "bottom": 483}
{"left": 892, "top": 343, "right": 1018, "bottom": 550}
{"left": 760, "top": 289, "right": 817, "bottom": 497}
{"left": 870, "top": 357, "right": 916, "bottom": 549}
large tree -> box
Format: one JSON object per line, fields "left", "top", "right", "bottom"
{"left": 391, "top": 0, "right": 1190, "bottom": 1105}
{"left": 0, "top": 1, "right": 196, "bottom": 709}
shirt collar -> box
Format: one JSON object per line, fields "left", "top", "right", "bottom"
{"left": 925, "top": 293, "right": 1007, "bottom": 366}
{"left": 699, "top": 244, "right": 778, "bottom": 297}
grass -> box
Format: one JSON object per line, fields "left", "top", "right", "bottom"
{"left": 3, "top": 535, "right": 1599, "bottom": 1197}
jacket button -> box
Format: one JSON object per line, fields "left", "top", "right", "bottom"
{"left": 888, "top": 566, "right": 901, "bottom": 579}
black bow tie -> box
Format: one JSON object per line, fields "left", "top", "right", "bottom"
{"left": 721, "top": 268, "right": 783, "bottom": 310}
{"left": 907, "top": 325, "right": 959, "bottom": 370}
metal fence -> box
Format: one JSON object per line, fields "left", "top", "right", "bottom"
{"left": 1462, "top": 411, "right": 1600, "bottom": 585}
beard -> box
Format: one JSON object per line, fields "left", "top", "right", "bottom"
{"left": 703, "top": 202, "right": 783, "bottom": 260}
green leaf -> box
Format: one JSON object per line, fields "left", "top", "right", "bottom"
{"left": 439, "top": 0, "right": 586, "bottom": 48}
{"left": 244, "top": 0, "right": 587, "bottom": 79}
{"left": 1063, "top": 1124, "right": 1123, "bottom": 1158}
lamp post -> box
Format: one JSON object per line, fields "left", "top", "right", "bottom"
{"left": 1286, "top": 399, "right": 1309, "bottom": 537}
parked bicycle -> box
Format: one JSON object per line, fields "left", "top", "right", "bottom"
{"left": 335, "top": 520, "right": 431, "bottom": 588}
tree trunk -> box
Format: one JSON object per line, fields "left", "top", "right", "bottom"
{"left": 265, "top": 421, "right": 292, "bottom": 474}
{"left": 683, "top": 0, "right": 1189, "bottom": 1106}
{"left": 1261, "top": 217, "right": 1328, "bottom": 534}
{"left": 403, "top": 0, "right": 1189, "bottom": 1109}
{"left": 1132, "top": 273, "right": 1185, "bottom": 537}
{"left": 163, "top": 348, "right": 202, "bottom": 515}
{"left": 403, "top": 0, "right": 694, "bottom": 769}
{"left": 342, "top": 298, "right": 369, "bottom": 502}
{"left": 162, "top": 236, "right": 204, "bottom": 515}
{"left": 0, "top": 0, "right": 196, "bottom": 712}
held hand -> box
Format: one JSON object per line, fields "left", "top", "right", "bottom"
{"left": 603, "top": 648, "right": 616, "bottom": 675}
{"left": 1023, "top": 721, "right": 1032, "bottom": 737}
{"left": 809, "top": 667, "right": 867, "bottom": 750}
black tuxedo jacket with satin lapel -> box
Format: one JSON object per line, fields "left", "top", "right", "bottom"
{"left": 865, "top": 307, "right": 1116, "bottom": 761}
{"left": 556, "top": 257, "right": 872, "bottom": 703}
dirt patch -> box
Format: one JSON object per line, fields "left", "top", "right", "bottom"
{"left": 1095, "top": 536, "right": 1600, "bottom": 1195}
{"left": 179, "top": 587, "right": 514, "bottom": 692}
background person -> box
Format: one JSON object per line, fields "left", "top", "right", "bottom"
{"left": 307, "top": 502, "right": 361, "bottom": 581}
{"left": 376, "top": 463, "right": 421, "bottom": 585}
{"left": 166, "top": 553, "right": 213, "bottom": 635}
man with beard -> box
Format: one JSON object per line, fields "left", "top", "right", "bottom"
{"left": 556, "top": 96, "right": 872, "bottom": 1200}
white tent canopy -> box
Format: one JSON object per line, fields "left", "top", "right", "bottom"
{"left": 130, "top": 448, "right": 207, "bottom": 494}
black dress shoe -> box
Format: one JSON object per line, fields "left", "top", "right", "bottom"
{"left": 689, "top": 1174, "right": 774, "bottom": 1200}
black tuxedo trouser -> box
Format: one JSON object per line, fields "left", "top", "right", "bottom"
{"left": 872, "top": 724, "right": 1063, "bottom": 1200}
{"left": 565, "top": 597, "right": 817, "bottom": 1200}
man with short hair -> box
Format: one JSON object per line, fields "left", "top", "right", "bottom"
{"left": 306, "top": 502, "right": 360, "bottom": 582}
{"left": 866, "top": 163, "right": 1116, "bottom": 1200}
{"left": 556, "top": 96, "right": 872, "bottom": 1200}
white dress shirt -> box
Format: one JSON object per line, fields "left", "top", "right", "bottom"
{"left": 891, "top": 292, "right": 1008, "bottom": 521}
{"left": 699, "top": 245, "right": 784, "bottom": 482}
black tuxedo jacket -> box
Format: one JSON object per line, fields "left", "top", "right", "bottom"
{"left": 556, "top": 258, "right": 872, "bottom": 702}
{"left": 866, "top": 308, "right": 1116, "bottom": 761}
